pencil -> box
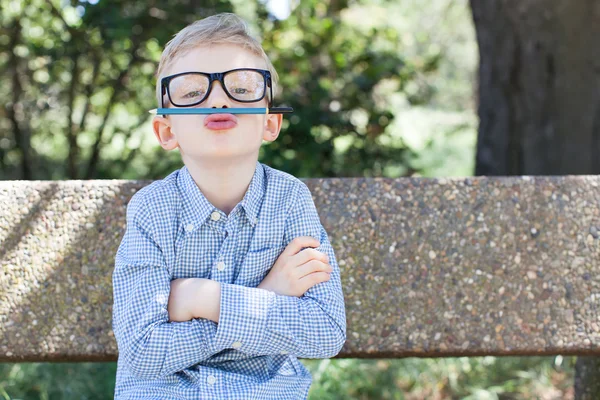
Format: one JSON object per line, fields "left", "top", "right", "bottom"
{"left": 148, "top": 107, "right": 294, "bottom": 115}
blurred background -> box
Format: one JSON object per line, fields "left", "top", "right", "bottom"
{"left": 0, "top": 0, "right": 585, "bottom": 398}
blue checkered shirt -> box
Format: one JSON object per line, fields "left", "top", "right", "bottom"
{"left": 112, "top": 161, "right": 346, "bottom": 399}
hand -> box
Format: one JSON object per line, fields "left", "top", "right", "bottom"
{"left": 257, "top": 236, "right": 333, "bottom": 297}
{"left": 167, "top": 278, "right": 201, "bottom": 322}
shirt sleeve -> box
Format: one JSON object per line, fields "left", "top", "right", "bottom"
{"left": 112, "top": 193, "right": 222, "bottom": 380}
{"left": 213, "top": 181, "right": 347, "bottom": 358}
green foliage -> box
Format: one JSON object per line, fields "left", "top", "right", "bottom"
{"left": 304, "top": 356, "right": 577, "bottom": 399}
{"left": 0, "top": 356, "right": 576, "bottom": 399}
{"left": 0, "top": 0, "right": 234, "bottom": 180}
{"left": 259, "top": 2, "right": 413, "bottom": 178}
{"left": 0, "top": 0, "right": 469, "bottom": 180}
{"left": 0, "top": 362, "right": 116, "bottom": 399}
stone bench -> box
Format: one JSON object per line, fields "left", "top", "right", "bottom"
{"left": 1, "top": 175, "right": 599, "bottom": 395}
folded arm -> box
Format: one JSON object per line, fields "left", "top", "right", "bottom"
{"left": 112, "top": 194, "right": 224, "bottom": 380}
{"left": 209, "top": 182, "right": 347, "bottom": 358}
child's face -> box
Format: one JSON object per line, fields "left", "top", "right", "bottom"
{"left": 152, "top": 44, "right": 282, "bottom": 163}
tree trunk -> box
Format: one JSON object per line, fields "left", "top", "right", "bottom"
{"left": 7, "top": 18, "right": 33, "bottom": 180}
{"left": 470, "top": 0, "right": 600, "bottom": 397}
{"left": 575, "top": 357, "right": 600, "bottom": 399}
{"left": 470, "top": 0, "right": 600, "bottom": 176}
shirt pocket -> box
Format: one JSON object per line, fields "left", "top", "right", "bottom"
{"left": 233, "top": 245, "right": 285, "bottom": 288}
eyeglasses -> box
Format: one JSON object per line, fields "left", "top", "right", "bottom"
{"left": 160, "top": 68, "right": 273, "bottom": 109}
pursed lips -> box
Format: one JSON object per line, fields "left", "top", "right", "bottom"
{"left": 204, "top": 113, "right": 238, "bottom": 130}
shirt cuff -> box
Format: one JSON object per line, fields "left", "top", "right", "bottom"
{"left": 214, "top": 282, "right": 275, "bottom": 354}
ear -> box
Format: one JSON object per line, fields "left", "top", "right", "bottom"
{"left": 262, "top": 113, "right": 283, "bottom": 143}
{"left": 152, "top": 116, "right": 179, "bottom": 150}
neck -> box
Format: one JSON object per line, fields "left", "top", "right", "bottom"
{"left": 183, "top": 155, "right": 257, "bottom": 216}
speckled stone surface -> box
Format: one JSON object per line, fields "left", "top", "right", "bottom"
{"left": 1, "top": 175, "right": 599, "bottom": 362}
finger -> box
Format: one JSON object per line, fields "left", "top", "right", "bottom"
{"left": 298, "top": 271, "right": 331, "bottom": 291}
{"left": 292, "top": 248, "right": 329, "bottom": 266}
{"left": 294, "top": 259, "right": 332, "bottom": 279}
{"left": 283, "top": 236, "right": 321, "bottom": 257}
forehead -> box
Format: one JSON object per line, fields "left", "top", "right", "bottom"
{"left": 166, "top": 43, "right": 267, "bottom": 75}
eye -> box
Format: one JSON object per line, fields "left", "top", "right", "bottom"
{"left": 182, "top": 90, "right": 205, "bottom": 99}
{"left": 231, "top": 88, "right": 250, "bottom": 94}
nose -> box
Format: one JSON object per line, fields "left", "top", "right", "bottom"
{"left": 205, "top": 81, "right": 231, "bottom": 109}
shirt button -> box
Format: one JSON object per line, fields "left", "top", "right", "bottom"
{"left": 232, "top": 341, "right": 242, "bottom": 349}
{"left": 210, "top": 211, "right": 221, "bottom": 221}
{"left": 185, "top": 223, "right": 194, "bottom": 232}
{"left": 206, "top": 375, "right": 216, "bottom": 385}
{"left": 254, "top": 217, "right": 258, "bottom": 224}
{"left": 216, "top": 261, "right": 226, "bottom": 271}
{"left": 280, "top": 350, "right": 289, "bottom": 355}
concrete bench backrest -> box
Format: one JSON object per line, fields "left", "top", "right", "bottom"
{"left": 1, "top": 175, "right": 598, "bottom": 361}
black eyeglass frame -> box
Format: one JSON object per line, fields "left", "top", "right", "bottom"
{"left": 160, "top": 68, "right": 274, "bottom": 109}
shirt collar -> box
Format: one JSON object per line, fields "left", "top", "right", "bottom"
{"left": 177, "top": 160, "right": 265, "bottom": 228}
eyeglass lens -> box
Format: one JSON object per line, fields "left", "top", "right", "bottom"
{"left": 168, "top": 70, "right": 266, "bottom": 106}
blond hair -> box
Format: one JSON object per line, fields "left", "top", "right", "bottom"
{"left": 155, "top": 13, "right": 278, "bottom": 107}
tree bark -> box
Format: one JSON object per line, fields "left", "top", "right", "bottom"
{"left": 470, "top": 0, "right": 600, "bottom": 176}
{"left": 574, "top": 357, "right": 600, "bottom": 400}
{"left": 470, "top": 0, "right": 600, "bottom": 397}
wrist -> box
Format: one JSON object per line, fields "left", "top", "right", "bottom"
{"left": 257, "top": 279, "right": 272, "bottom": 292}
{"left": 191, "top": 278, "right": 221, "bottom": 323}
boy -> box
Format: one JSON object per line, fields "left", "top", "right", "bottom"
{"left": 111, "top": 12, "right": 346, "bottom": 400}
